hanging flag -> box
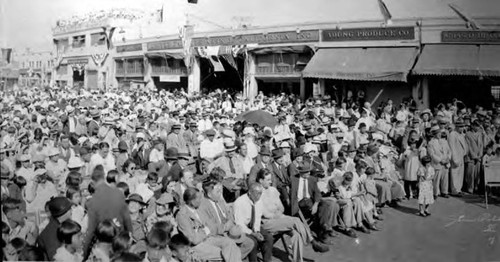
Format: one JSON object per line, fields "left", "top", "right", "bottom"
{"left": 156, "top": 5, "right": 164, "bottom": 23}
{"left": 231, "top": 45, "right": 246, "bottom": 57}
{"left": 209, "top": 56, "right": 225, "bottom": 72}
{"left": 91, "top": 53, "right": 108, "bottom": 67}
{"left": 102, "top": 27, "right": 117, "bottom": 50}
{"left": 195, "top": 46, "right": 208, "bottom": 58}
{"left": 219, "top": 46, "right": 237, "bottom": 70}
{"left": 1, "top": 48, "right": 12, "bottom": 64}
{"left": 179, "top": 25, "right": 194, "bottom": 70}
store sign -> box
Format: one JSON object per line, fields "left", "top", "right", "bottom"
{"left": 67, "top": 58, "right": 88, "bottom": 65}
{"left": 147, "top": 40, "right": 183, "bottom": 51}
{"left": 322, "top": 27, "right": 415, "bottom": 42}
{"left": 160, "top": 75, "right": 180, "bottom": 82}
{"left": 441, "top": 31, "right": 500, "bottom": 43}
{"left": 192, "top": 30, "right": 319, "bottom": 46}
{"left": 116, "top": 44, "right": 143, "bottom": 53}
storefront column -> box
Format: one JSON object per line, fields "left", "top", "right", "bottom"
{"left": 188, "top": 57, "right": 200, "bottom": 94}
{"left": 313, "top": 79, "right": 326, "bottom": 97}
{"left": 413, "top": 77, "right": 430, "bottom": 110}
{"left": 300, "top": 78, "right": 305, "bottom": 100}
{"left": 244, "top": 53, "right": 258, "bottom": 99}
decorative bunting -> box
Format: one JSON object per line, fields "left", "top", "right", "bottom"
{"left": 91, "top": 53, "right": 108, "bottom": 67}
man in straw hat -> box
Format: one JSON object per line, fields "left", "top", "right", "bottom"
{"left": 427, "top": 125, "right": 452, "bottom": 199}
{"left": 448, "top": 119, "right": 468, "bottom": 197}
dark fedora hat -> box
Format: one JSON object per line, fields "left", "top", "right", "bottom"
{"left": 165, "top": 147, "right": 179, "bottom": 160}
{"left": 259, "top": 147, "right": 271, "bottom": 156}
{"left": 272, "top": 149, "right": 284, "bottom": 159}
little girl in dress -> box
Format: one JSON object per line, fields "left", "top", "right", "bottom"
{"left": 417, "top": 156, "right": 434, "bottom": 217}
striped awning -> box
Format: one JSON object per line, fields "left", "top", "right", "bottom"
{"left": 303, "top": 47, "right": 418, "bottom": 82}
{"left": 412, "top": 45, "right": 500, "bottom": 76}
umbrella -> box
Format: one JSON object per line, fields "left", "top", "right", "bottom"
{"left": 235, "top": 110, "right": 278, "bottom": 128}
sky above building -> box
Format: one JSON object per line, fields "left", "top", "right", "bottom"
{"left": 1, "top": 0, "right": 499, "bottom": 51}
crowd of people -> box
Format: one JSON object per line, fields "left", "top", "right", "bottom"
{"left": 1, "top": 86, "right": 499, "bottom": 262}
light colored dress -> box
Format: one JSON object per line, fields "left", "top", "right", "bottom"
{"left": 417, "top": 166, "right": 435, "bottom": 205}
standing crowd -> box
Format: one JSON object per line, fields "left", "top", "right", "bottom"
{"left": 1, "top": 86, "right": 499, "bottom": 262}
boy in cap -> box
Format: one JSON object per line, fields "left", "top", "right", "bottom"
{"left": 37, "top": 196, "right": 74, "bottom": 260}
{"left": 3, "top": 197, "right": 38, "bottom": 245}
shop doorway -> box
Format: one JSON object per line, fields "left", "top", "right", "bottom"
{"left": 428, "top": 76, "right": 496, "bottom": 109}
{"left": 199, "top": 56, "right": 244, "bottom": 95}
{"left": 72, "top": 70, "right": 84, "bottom": 89}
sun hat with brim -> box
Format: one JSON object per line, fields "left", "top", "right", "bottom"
{"left": 204, "top": 129, "right": 216, "bottom": 137}
{"left": 156, "top": 193, "right": 175, "bottom": 205}
{"left": 34, "top": 168, "right": 48, "bottom": 176}
{"left": 67, "top": 157, "right": 84, "bottom": 169}
{"left": 32, "top": 154, "right": 45, "bottom": 162}
{"left": 455, "top": 120, "right": 466, "bottom": 127}
{"left": 178, "top": 152, "right": 191, "bottom": 160}
{"left": 280, "top": 141, "right": 291, "bottom": 148}
{"left": 298, "top": 163, "right": 312, "bottom": 173}
{"left": 48, "top": 196, "right": 73, "bottom": 218}
{"left": 48, "top": 147, "right": 60, "bottom": 157}
{"left": 272, "top": 149, "right": 284, "bottom": 159}
{"left": 227, "top": 226, "right": 246, "bottom": 244}
{"left": 126, "top": 193, "right": 147, "bottom": 205}
{"left": 430, "top": 125, "right": 441, "bottom": 135}
{"left": 224, "top": 141, "right": 237, "bottom": 152}
{"left": 259, "top": 147, "right": 272, "bottom": 156}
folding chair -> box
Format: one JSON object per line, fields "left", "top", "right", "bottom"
{"left": 484, "top": 161, "right": 500, "bottom": 209}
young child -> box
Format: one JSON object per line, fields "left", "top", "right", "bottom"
{"left": 54, "top": 219, "right": 83, "bottom": 262}
{"left": 363, "top": 167, "right": 382, "bottom": 221}
{"left": 87, "top": 219, "right": 118, "bottom": 262}
{"left": 66, "top": 186, "right": 88, "bottom": 233}
{"left": 417, "top": 156, "right": 435, "bottom": 217}
{"left": 145, "top": 193, "right": 178, "bottom": 235}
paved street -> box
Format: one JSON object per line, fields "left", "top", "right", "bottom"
{"left": 274, "top": 195, "right": 500, "bottom": 262}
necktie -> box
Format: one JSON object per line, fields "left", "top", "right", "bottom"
{"left": 215, "top": 203, "right": 227, "bottom": 224}
{"left": 302, "top": 178, "right": 308, "bottom": 200}
{"left": 229, "top": 157, "right": 236, "bottom": 174}
{"left": 248, "top": 203, "right": 255, "bottom": 230}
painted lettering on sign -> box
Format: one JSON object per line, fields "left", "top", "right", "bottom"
{"left": 67, "top": 58, "right": 89, "bottom": 65}
{"left": 441, "top": 31, "right": 500, "bottom": 43}
{"left": 322, "top": 27, "right": 415, "bottom": 42}
{"left": 116, "top": 44, "right": 143, "bottom": 53}
{"left": 147, "top": 40, "right": 183, "bottom": 51}
{"left": 192, "top": 30, "right": 319, "bottom": 46}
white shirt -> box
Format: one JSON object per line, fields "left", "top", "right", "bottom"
{"left": 234, "top": 194, "right": 263, "bottom": 234}
{"left": 297, "top": 177, "right": 310, "bottom": 201}
{"left": 199, "top": 139, "right": 223, "bottom": 159}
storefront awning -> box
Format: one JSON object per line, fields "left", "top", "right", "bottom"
{"left": 479, "top": 45, "right": 500, "bottom": 77}
{"left": 145, "top": 51, "right": 184, "bottom": 60}
{"left": 412, "top": 45, "right": 481, "bottom": 76}
{"left": 248, "top": 45, "right": 313, "bottom": 55}
{"left": 302, "top": 47, "right": 418, "bottom": 82}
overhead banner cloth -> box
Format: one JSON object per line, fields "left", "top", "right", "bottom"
{"left": 145, "top": 51, "right": 184, "bottom": 60}
{"left": 302, "top": 47, "right": 419, "bottom": 82}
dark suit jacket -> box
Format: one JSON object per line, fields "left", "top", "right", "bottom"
{"left": 83, "top": 183, "right": 132, "bottom": 257}
{"left": 290, "top": 173, "right": 321, "bottom": 216}
{"left": 270, "top": 161, "right": 291, "bottom": 211}
{"left": 36, "top": 217, "right": 60, "bottom": 260}
{"left": 87, "top": 119, "right": 99, "bottom": 136}
{"left": 131, "top": 147, "right": 151, "bottom": 170}
{"left": 176, "top": 205, "right": 209, "bottom": 245}
{"left": 248, "top": 161, "right": 268, "bottom": 185}
{"left": 197, "top": 197, "right": 233, "bottom": 236}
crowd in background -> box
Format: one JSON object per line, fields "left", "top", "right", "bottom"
{"left": 1, "top": 86, "right": 499, "bottom": 262}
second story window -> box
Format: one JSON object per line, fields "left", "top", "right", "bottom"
{"left": 90, "top": 32, "right": 106, "bottom": 46}
{"left": 72, "top": 35, "right": 86, "bottom": 48}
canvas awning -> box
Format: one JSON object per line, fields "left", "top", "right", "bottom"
{"left": 412, "top": 45, "right": 500, "bottom": 77}
{"left": 145, "top": 50, "right": 184, "bottom": 60}
{"left": 302, "top": 47, "right": 418, "bottom": 82}
{"left": 248, "top": 45, "right": 313, "bottom": 55}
